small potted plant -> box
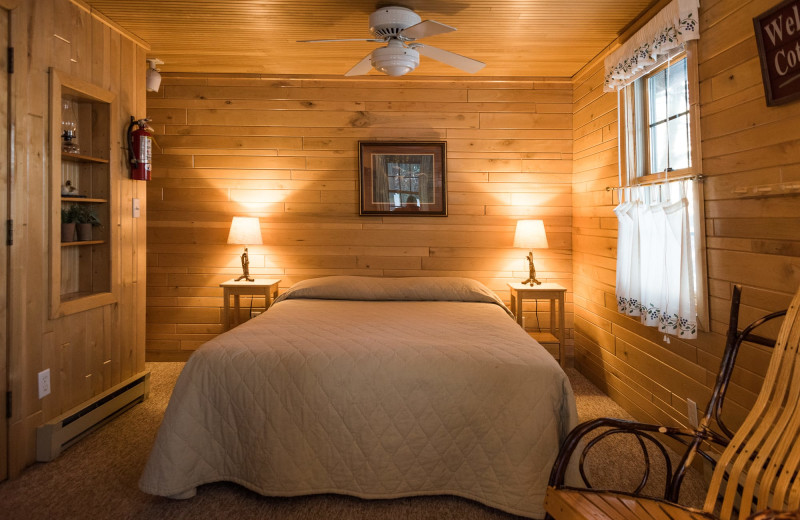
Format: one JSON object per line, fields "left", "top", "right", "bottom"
{"left": 72, "top": 204, "right": 101, "bottom": 241}
{"left": 61, "top": 206, "right": 77, "bottom": 242}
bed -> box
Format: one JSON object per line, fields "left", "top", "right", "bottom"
{"left": 139, "top": 276, "right": 578, "bottom": 518}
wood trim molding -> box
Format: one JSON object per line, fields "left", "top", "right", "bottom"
{"left": 617, "top": 0, "right": 674, "bottom": 43}
{"left": 67, "top": 0, "right": 150, "bottom": 50}
{"left": 571, "top": 0, "right": 674, "bottom": 83}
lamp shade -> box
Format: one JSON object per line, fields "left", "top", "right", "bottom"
{"left": 227, "top": 217, "right": 262, "bottom": 245}
{"left": 513, "top": 220, "right": 548, "bottom": 249}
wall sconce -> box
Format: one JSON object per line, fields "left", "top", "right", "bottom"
{"left": 514, "top": 220, "right": 548, "bottom": 286}
{"left": 227, "top": 217, "right": 262, "bottom": 282}
{"left": 146, "top": 58, "right": 164, "bottom": 92}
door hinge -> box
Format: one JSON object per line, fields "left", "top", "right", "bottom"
{"left": 6, "top": 219, "right": 12, "bottom": 245}
{"left": 5, "top": 391, "right": 10, "bottom": 418}
{"left": 7, "top": 47, "right": 12, "bottom": 74}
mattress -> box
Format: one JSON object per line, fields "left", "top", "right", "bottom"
{"left": 139, "top": 276, "right": 578, "bottom": 518}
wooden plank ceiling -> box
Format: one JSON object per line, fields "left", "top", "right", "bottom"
{"left": 81, "top": 0, "right": 657, "bottom": 78}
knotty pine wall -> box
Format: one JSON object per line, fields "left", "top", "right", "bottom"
{"left": 572, "top": 0, "right": 800, "bottom": 432}
{"left": 145, "top": 75, "right": 574, "bottom": 359}
{"left": 6, "top": 0, "right": 147, "bottom": 476}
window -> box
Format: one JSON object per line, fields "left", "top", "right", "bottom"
{"left": 387, "top": 161, "right": 425, "bottom": 208}
{"left": 621, "top": 47, "right": 701, "bottom": 185}
{"left": 645, "top": 57, "right": 690, "bottom": 174}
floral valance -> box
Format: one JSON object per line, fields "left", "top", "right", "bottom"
{"left": 604, "top": 0, "right": 700, "bottom": 92}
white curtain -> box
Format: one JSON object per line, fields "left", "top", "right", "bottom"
{"left": 615, "top": 180, "right": 697, "bottom": 339}
{"left": 604, "top": 0, "right": 700, "bottom": 92}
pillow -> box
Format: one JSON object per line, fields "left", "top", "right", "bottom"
{"left": 273, "top": 276, "right": 511, "bottom": 315}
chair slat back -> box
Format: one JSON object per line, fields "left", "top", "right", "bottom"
{"left": 704, "top": 285, "right": 800, "bottom": 518}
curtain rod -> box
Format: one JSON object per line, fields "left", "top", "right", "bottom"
{"left": 605, "top": 174, "right": 705, "bottom": 191}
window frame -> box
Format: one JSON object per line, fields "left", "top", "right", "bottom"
{"left": 642, "top": 55, "right": 691, "bottom": 176}
{"left": 619, "top": 41, "right": 702, "bottom": 187}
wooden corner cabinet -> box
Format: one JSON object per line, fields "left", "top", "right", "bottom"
{"left": 50, "top": 69, "right": 118, "bottom": 318}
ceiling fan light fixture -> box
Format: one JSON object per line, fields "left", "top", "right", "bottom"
{"left": 372, "top": 44, "right": 419, "bottom": 76}
{"left": 299, "top": 5, "right": 482, "bottom": 77}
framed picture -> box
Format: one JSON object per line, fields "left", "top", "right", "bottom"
{"left": 753, "top": 0, "right": 800, "bottom": 106}
{"left": 358, "top": 141, "right": 447, "bottom": 216}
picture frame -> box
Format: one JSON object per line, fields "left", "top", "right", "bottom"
{"left": 358, "top": 141, "right": 447, "bottom": 216}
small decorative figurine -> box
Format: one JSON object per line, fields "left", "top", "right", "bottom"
{"left": 61, "top": 180, "right": 77, "bottom": 196}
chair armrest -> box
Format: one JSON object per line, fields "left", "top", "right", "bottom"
{"left": 548, "top": 416, "right": 727, "bottom": 500}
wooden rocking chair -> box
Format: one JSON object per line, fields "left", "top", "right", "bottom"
{"left": 545, "top": 283, "right": 800, "bottom": 520}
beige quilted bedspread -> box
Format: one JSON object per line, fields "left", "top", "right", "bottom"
{"left": 139, "top": 277, "right": 578, "bottom": 518}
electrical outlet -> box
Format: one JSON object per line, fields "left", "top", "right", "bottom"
{"left": 38, "top": 369, "right": 51, "bottom": 399}
{"left": 250, "top": 311, "right": 261, "bottom": 318}
{"left": 687, "top": 398, "right": 698, "bottom": 428}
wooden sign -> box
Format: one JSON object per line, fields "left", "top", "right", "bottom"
{"left": 754, "top": 0, "right": 800, "bottom": 105}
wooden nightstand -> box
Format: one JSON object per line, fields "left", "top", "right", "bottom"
{"left": 508, "top": 282, "right": 567, "bottom": 366}
{"left": 220, "top": 278, "right": 281, "bottom": 330}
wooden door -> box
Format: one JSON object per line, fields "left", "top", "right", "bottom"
{"left": 0, "top": 5, "right": 9, "bottom": 482}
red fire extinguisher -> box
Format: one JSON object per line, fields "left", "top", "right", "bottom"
{"left": 127, "top": 116, "right": 154, "bottom": 180}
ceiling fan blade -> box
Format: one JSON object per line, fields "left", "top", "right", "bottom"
{"left": 297, "top": 38, "right": 384, "bottom": 43}
{"left": 399, "top": 20, "right": 456, "bottom": 40}
{"left": 344, "top": 52, "right": 374, "bottom": 76}
{"left": 414, "top": 44, "right": 485, "bottom": 73}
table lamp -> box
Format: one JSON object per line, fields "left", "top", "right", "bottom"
{"left": 514, "top": 220, "right": 548, "bottom": 286}
{"left": 228, "top": 216, "right": 262, "bottom": 282}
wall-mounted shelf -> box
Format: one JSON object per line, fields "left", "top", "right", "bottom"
{"left": 50, "top": 69, "right": 117, "bottom": 318}
{"left": 62, "top": 152, "right": 109, "bottom": 164}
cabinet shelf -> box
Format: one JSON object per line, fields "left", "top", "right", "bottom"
{"left": 60, "top": 290, "right": 114, "bottom": 305}
{"left": 62, "top": 197, "right": 107, "bottom": 203}
{"left": 61, "top": 152, "right": 108, "bottom": 164}
{"left": 61, "top": 240, "right": 104, "bottom": 247}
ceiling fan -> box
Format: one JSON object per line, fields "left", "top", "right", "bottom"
{"left": 298, "top": 5, "right": 485, "bottom": 77}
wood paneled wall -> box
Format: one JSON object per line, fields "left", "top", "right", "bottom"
{"left": 572, "top": 0, "right": 800, "bottom": 431}
{"left": 145, "top": 75, "right": 574, "bottom": 358}
{"left": 6, "top": 0, "right": 147, "bottom": 476}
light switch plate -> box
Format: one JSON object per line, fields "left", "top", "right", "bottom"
{"left": 687, "top": 398, "right": 698, "bottom": 428}
{"left": 132, "top": 198, "right": 140, "bottom": 218}
{"left": 38, "top": 369, "right": 51, "bottom": 399}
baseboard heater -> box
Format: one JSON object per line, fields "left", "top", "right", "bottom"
{"left": 36, "top": 370, "right": 151, "bottom": 462}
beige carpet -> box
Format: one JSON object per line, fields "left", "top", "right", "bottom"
{"left": 0, "top": 363, "right": 706, "bottom": 519}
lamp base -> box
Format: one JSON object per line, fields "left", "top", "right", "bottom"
{"left": 235, "top": 247, "right": 255, "bottom": 282}
{"left": 519, "top": 276, "right": 542, "bottom": 286}
{"left": 520, "top": 251, "right": 542, "bottom": 286}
